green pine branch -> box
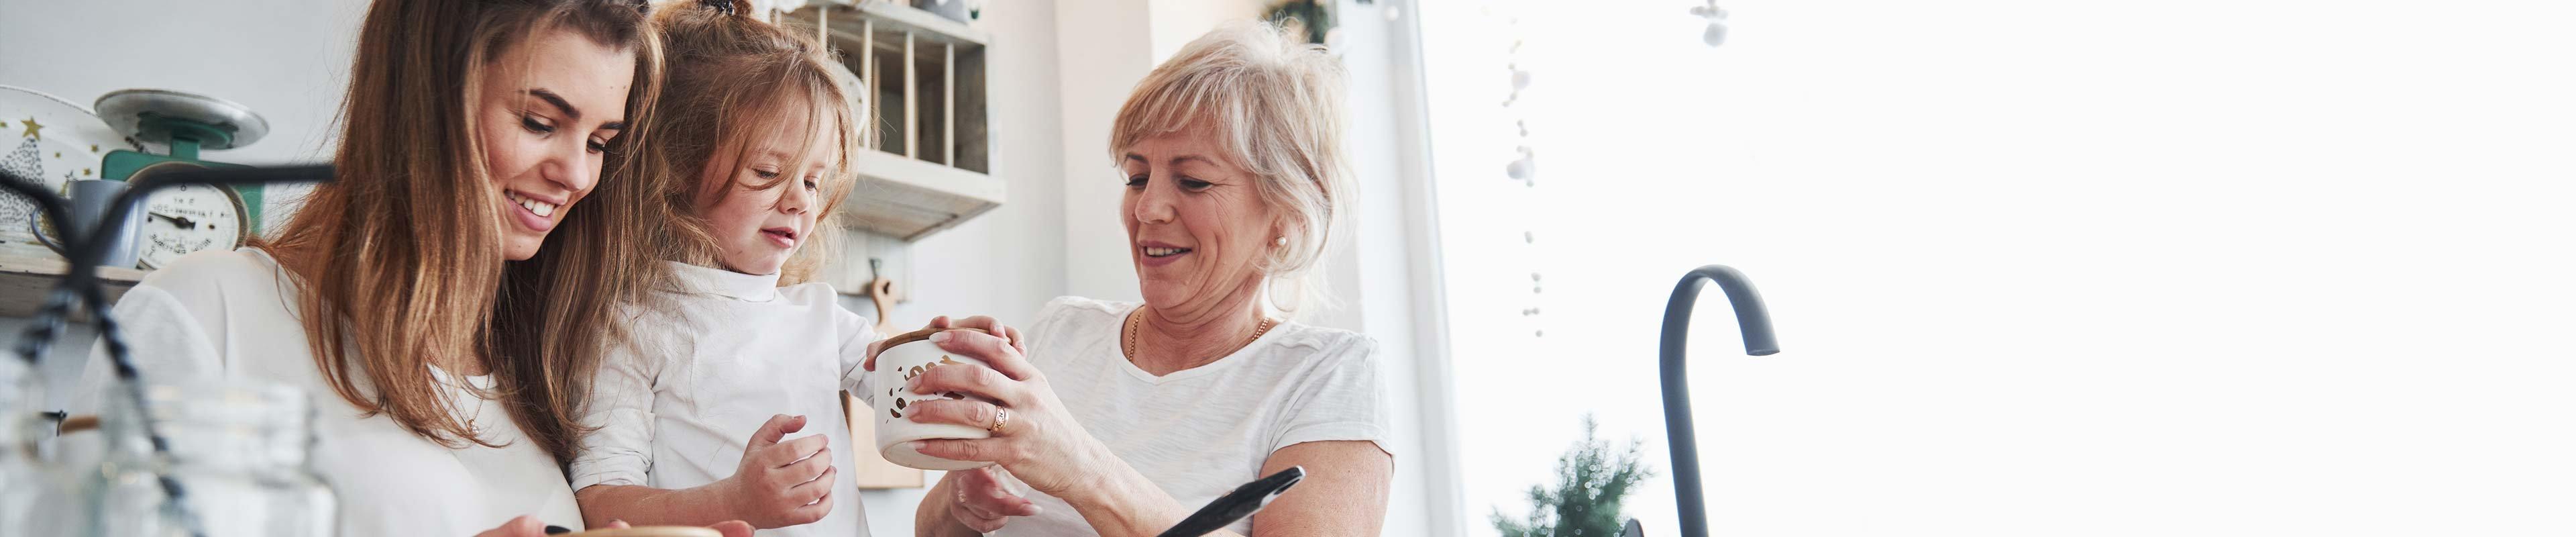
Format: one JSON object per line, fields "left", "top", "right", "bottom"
{"left": 1492, "top": 414, "right": 1657, "bottom": 537}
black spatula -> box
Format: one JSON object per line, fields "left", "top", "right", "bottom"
{"left": 1156, "top": 466, "right": 1305, "bottom": 537}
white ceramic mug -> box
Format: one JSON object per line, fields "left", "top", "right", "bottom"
{"left": 30, "top": 179, "right": 144, "bottom": 268}
{"left": 870, "top": 327, "right": 1000, "bottom": 471}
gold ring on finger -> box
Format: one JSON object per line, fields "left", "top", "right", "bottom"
{"left": 989, "top": 407, "right": 1010, "bottom": 434}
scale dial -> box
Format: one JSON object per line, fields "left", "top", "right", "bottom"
{"left": 133, "top": 162, "right": 249, "bottom": 270}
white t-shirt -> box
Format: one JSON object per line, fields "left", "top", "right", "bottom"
{"left": 68, "top": 248, "right": 586, "bottom": 536}
{"left": 569, "top": 261, "right": 877, "bottom": 537}
{"left": 992, "top": 297, "right": 1389, "bottom": 536}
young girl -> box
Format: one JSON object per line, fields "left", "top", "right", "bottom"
{"left": 566, "top": 1, "right": 878, "bottom": 534}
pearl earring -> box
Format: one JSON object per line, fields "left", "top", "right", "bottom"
{"left": 1274, "top": 236, "right": 1288, "bottom": 246}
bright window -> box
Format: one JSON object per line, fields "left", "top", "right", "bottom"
{"left": 1415, "top": 1, "right": 2576, "bottom": 535}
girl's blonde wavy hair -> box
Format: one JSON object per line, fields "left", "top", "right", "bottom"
{"left": 642, "top": 0, "right": 863, "bottom": 284}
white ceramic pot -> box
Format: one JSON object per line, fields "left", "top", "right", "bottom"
{"left": 869, "top": 327, "right": 999, "bottom": 471}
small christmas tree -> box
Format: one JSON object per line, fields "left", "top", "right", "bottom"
{"left": 1492, "top": 414, "right": 1656, "bottom": 537}
{"left": 1, "top": 136, "right": 46, "bottom": 225}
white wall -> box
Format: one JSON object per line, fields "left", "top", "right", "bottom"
{"left": 1144, "top": 0, "right": 1267, "bottom": 60}
{"left": 1052, "top": 0, "right": 1157, "bottom": 303}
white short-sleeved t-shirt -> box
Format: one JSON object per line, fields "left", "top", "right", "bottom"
{"left": 991, "top": 297, "right": 1389, "bottom": 536}
{"left": 68, "top": 248, "right": 586, "bottom": 537}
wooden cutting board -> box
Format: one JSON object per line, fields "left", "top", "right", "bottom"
{"left": 846, "top": 275, "right": 925, "bottom": 489}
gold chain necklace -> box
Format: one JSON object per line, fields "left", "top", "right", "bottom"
{"left": 1125, "top": 309, "right": 1275, "bottom": 367}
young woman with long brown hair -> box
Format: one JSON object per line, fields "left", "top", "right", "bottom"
{"left": 68, "top": 1, "right": 710, "bottom": 535}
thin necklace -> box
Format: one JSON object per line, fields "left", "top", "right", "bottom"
{"left": 1125, "top": 309, "right": 1275, "bottom": 368}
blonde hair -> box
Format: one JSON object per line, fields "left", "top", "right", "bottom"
{"left": 260, "top": 0, "right": 663, "bottom": 461}
{"left": 1110, "top": 21, "right": 1352, "bottom": 313}
{"left": 642, "top": 0, "right": 863, "bottom": 285}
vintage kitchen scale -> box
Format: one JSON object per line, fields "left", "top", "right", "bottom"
{"left": 0, "top": 87, "right": 264, "bottom": 270}
{"left": 89, "top": 89, "right": 266, "bottom": 269}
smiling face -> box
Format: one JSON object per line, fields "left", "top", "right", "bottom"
{"left": 695, "top": 98, "right": 835, "bottom": 276}
{"left": 474, "top": 28, "right": 636, "bottom": 261}
{"left": 1120, "top": 127, "right": 1280, "bottom": 313}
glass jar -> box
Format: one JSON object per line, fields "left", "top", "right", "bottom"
{"left": 1, "top": 358, "right": 40, "bottom": 534}
{"left": 86, "top": 378, "right": 335, "bottom": 537}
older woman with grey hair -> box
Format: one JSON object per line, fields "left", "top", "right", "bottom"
{"left": 888, "top": 21, "right": 1391, "bottom": 537}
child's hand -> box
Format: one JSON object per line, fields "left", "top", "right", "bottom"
{"left": 863, "top": 315, "right": 1026, "bottom": 372}
{"left": 712, "top": 414, "right": 837, "bottom": 528}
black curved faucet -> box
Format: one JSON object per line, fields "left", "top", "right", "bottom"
{"left": 1658, "top": 264, "right": 1779, "bottom": 537}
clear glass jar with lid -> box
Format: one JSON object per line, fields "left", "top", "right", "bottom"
{"left": 0, "top": 357, "right": 42, "bottom": 534}
{"left": 87, "top": 377, "right": 335, "bottom": 537}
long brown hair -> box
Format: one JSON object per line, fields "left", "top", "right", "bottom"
{"left": 259, "top": 0, "right": 663, "bottom": 460}
{"left": 643, "top": 0, "right": 862, "bottom": 285}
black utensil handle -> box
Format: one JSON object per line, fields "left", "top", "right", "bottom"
{"left": 1156, "top": 466, "right": 1305, "bottom": 537}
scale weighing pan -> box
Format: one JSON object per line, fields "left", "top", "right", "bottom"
{"left": 95, "top": 88, "right": 268, "bottom": 151}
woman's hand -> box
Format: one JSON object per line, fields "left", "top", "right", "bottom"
{"left": 864, "top": 315, "right": 1026, "bottom": 372}
{"left": 943, "top": 467, "right": 1042, "bottom": 533}
{"left": 708, "top": 413, "right": 836, "bottom": 528}
{"left": 900, "top": 327, "right": 1117, "bottom": 497}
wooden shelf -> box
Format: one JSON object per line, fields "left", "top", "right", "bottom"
{"left": 784, "top": 2, "right": 1004, "bottom": 242}
{"left": 839, "top": 146, "right": 1006, "bottom": 241}
{"left": 800, "top": 1, "right": 989, "bottom": 47}
{"left": 0, "top": 254, "right": 145, "bottom": 318}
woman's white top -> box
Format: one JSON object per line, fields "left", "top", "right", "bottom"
{"left": 993, "top": 297, "right": 1389, "bottom": 536}
{"left": 68, "top": 248, "right": 586, "bottom": 536}
{"left": 569, "top": 262, "right": 877, "bottom": 537}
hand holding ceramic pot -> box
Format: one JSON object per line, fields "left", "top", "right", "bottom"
{"left": 862, "top": 315, "right": 1024, "bottom": 371}
{"left": 893, "top": 326, "right": 1126, "bottom": 498}
{"left": 862, "top": 316, "right": 1026, "bottom": 469}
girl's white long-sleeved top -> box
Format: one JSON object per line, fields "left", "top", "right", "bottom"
{"left": 569, "top": 261, "right": 879, "bottom": 537}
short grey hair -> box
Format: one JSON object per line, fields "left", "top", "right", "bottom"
{"left": 1110, "top": 21, "right": 1352, "bottom": 313}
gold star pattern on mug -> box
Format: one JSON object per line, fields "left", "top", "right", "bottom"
{"left": 18, "top": 117, "right": 39, "bottom": 140}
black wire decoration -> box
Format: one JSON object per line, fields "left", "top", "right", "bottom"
{"left": 1, "top": 163, "right": 333, "bottom": 537}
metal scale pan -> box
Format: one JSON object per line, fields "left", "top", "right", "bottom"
{"left": 94, "top": 89, "right": 270, "bottom": 153}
